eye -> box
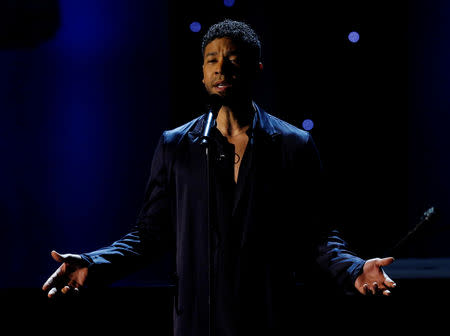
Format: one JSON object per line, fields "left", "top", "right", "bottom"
{"left": 207, "top": 58, "right": 217, "bottom": 64}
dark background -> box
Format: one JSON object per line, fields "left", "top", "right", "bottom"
{"left": 0, "top": 0, "right": 449, "bottom": 327}
{"left": 168, "top": 1, "right": 410, "bottom": 260}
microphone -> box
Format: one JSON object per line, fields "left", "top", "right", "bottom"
{"left": 201, "top": 94, "right": 222, "bottom": 146}
{"left": 384, "top": 206, "right": 438, "bottom": 257}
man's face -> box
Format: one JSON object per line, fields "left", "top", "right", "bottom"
{"left": 202, "top": 37, "right": 256, "bottom": 101}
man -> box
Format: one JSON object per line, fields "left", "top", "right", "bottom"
{"left": 43, "top": 19, "right": 396, "bottom": 336}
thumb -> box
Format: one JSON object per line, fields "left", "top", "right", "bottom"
{"left": 51, "top": 250, "right": 65, "bottom": 263}
{"left": 377, "top": 257, "right": 395, "bottom": 267}
{"left": 51, "top": 250, "right": 83, "bottom": 264}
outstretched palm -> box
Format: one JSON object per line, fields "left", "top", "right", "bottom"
{"left": 42, "top": 251, "right": 89, "bottom": 298}
{"left": 354, "top": 257, "right": 396, "bottom": 296}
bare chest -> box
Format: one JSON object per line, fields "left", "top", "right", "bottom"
{"left": 226, "top": 134, "right": 249, "bottom": 184}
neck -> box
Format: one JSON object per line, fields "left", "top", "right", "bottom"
{"left": 216, "top": 100, "right": 254, "bottom": 137}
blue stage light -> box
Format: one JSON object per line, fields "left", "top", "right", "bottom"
{"left": 302, "top": 119, "right": 314, "bottom": 131}
{"left": 224, "top": 0, "right": 235, "bottom": 7}
{"left": 348, "top": 31, "right": 360, "bottom": 43}
{"left": 190, "top": 21, "right": 201, "bottom": 33}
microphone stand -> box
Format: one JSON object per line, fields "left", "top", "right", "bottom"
{"left": 200, "top": 101, "right": 219, "bottom": 336}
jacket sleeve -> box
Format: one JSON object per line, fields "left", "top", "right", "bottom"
{"left": 298, "top": 133, "right": 366, "bottom": 294}
{"left": 81, "top": 132, "right": 174, "bottom": 285}
{"left": 315, "top": 231, "right": 366, "bottom": 294}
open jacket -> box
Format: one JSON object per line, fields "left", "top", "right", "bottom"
{"left": 82, "top": 103, "right": 365, "bottom": 336}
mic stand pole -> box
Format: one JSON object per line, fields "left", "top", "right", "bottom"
{"left": 200, "top": 110, "right": 216, "bottom": 336}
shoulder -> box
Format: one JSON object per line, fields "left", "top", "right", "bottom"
{"left": 160, "top": 114, "right": 205, "bottom": 145}
{"left": 262, "top": 111, "right": 322, "bottom": 170}
{"left": 265, "top": 112, "right": 312, "bottom": 147}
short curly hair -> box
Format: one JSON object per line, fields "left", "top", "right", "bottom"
{"left": 201, "top": 19, "right": 261, "bottom": 63}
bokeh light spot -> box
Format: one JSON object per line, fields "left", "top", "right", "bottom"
{"left": 302, "top": 119, "right": 314, "bottom": 131}
{"left": 348, "top": 31, "right": 360, "bottom": 43}
{"left": 190, "top": 21, "right": 201, "bottom": 33}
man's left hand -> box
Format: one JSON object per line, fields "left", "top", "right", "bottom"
{"left": 354, "top": 257, "right": 396, "bottom": 296}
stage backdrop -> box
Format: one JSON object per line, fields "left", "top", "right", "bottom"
{"left": 0, "top": 0, "right": 170, "bottom": 288}
{"left": 1, "top": 0, "right": 449, "bottom": 290}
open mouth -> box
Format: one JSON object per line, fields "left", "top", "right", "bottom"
{"left": 214, "top": 81, "right": 232, "bottom": 92}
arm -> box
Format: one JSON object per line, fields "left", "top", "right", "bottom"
{"left": 42, "top": 133, "right": 174, "bottom": 295}
{"left": 315, "top": 230, "right": 366, "bottom": 294}
{"left": 315, "top": 231, "right": 396, "bottom": 296}
{"left": 81, "top": 132, "right": 174, "bottom": 285}
{"left": 296, "top": 133, "right": 396, "bottom": 295}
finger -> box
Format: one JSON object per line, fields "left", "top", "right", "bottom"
{"left": 382, "top": 269, "right": 397, "bottom": 288}
{"left": 363, "top": 283, "right": 370, "bottom": 296}
{"left": 61, "top": 285, "right": 71, "bottom": 294}
{"left": 61, "top": 285, "right": 81, "bottom": 296}
{"left": 43, "top": 251, "right": 67, "bottom": 291}
{"left": 48, "top": 287, "right": 58, "bottom": 298}
{"left": 42, "top": 277, "right": 53, "bottom": 291}
{"left": 383, "top": 289, "right": 392, "bottom": 296}
{"left": 377, "top": 257, "right": 395, "bottom": 267}
{"left": 371, "top": 282, "right": 378, "bottom": 295}
{"left": 42, "top": 266, "right": 63, "bottom": 291}
{"left": 384, "top": 277, "right": 396, "bottom": 288}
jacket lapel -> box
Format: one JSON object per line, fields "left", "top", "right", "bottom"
{"left": 187, "top": 114, "right": 207, "bottom": 144}
{"left": 236, "top": 103, "right": 282, "bottom": 248}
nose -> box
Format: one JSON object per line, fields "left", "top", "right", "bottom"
{"left": 215, "top": 57, "right": 232, "bottom": 75}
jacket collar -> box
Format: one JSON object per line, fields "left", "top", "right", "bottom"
{"left": 188, "top": 101, "right": 280, "bottom": 143}
{"left": 251, "top": 101, "right": 280, "bottom": 141}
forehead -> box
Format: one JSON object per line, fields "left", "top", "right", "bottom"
{"left": 203, "top": 37, "right": 239, "bottom": 56}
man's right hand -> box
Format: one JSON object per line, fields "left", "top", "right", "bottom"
{"left": 42, "top": 250, "right": 89, "bottom": 298}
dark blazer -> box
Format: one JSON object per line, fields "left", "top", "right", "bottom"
{"left": 83, "top": 103, "right": 365, "bottom": 336}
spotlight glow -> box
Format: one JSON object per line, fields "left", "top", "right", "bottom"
{"left": 224, "top": 0, "right": 235, "bottom": 7}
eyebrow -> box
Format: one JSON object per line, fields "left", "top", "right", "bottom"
{"left": 205, "top": 50, "right": 239, "bottom": 58}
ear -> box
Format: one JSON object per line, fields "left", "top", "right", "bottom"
{"left": 252, "top": 61, "right": 263, "bottom": 79}
{"left": 253, "top": 61, "right": 263, "bottom": 77}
